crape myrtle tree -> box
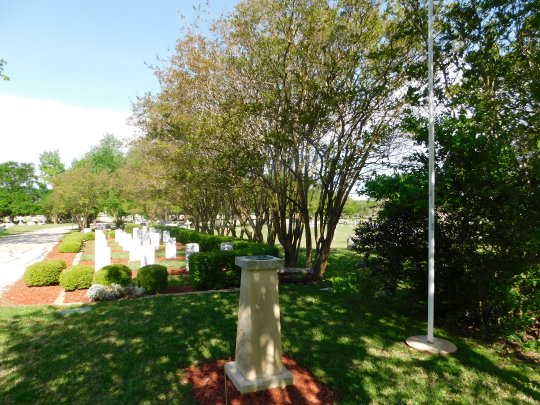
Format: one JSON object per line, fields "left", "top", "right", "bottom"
{"left": 354, "top": 0, "right": 539, "bottom": 333}
{"left": 45, "top": 134, "right": 130, "bottom": 228}
{"left": 133, "top": 0, "right": 422, "bottom": 278}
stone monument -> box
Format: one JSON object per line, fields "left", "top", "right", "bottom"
{"left": 225, "top": 255, "right": 294, "bottom": 394}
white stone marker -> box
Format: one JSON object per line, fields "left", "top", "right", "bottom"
{"left": 114, "top": 229, "right": 123, "bottom": 243}
{"left": 94, "top": 243, "right": 111, "bottom": 271}
{"left": 220, "top": 242, "right": 233, "bottom": 251}
{"left": 165, "top": 237, "right": 177, "bottom": 259}
{"left": 225, "top": 255, "right": 294, "bottom": 394}
{"left": 185, "top": 243, "right": 199, "bottom": 272}
{"left": 150, "top": 232, "right": 161, "bottom": 250}
{"left": 163, "top": 230, "right": 170, "bottom": 243}
{"left": 140, "top": 244, "right": 155, "bottom": 267}
{"left": 129, "top": 238, "right": 142, "bottom": 261}
{"left": 132, "top": 227, "right": 140, "bottom": 239}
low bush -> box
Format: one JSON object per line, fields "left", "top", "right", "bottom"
{"left": 137, "top": 264, "right": 168, "bottom": 294}
{"left": 59, "top": 265, "right": 94, "bottom": 291}
{"left": 190, "top": 243, "right": 280, "bottom": 290}
{"left": 107, "top": 230, "right": 115, "bottom": 239}
{"left": 93, "top": 264, "right": 132, "bottom": 287}
{"left": 63, "top": 232, "right": 84, "bottom": 243}
{"left": 23, "top": 260, "right": 67, "bottom": 287}
{"left": 82, "top": 232, "right": 95, "bottom": 241}
{"left": 123, "top": 223, "right": 140, "bottom": 234}
{"left": 58, "top": 240, "right": 82, "bottom": 253}
{"left": 87, "top": 283, "right": 145, "bottom": 301}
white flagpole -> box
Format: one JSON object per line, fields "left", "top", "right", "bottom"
{"left": 427, "top": 0, "right": 435, "bottom": 345}
{"left": 406, "top": 0, "right": 457, "bottom": 354}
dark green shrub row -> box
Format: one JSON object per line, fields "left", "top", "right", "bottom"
{"left": 59, "top": 265, "right": 94, "bottom": 291}
{"left": 58, "top": 232, "right": 84, "bottom": 253}
{"left": 23, "top": 260, "right": 67, "bottom": 286}
{"left": 190, "top": 243, "right": 280, "bottom": 290}
{"left": 157, "top": 226, "right": 273, "bottom": 252}
{"left": 155, "top": 226, "right": 230, "bottom": 251}
{"left": 136, "top": 264, "right": 168, "bottom": 294}
{"left": 93, "top": 264, "right": 132, "bottom": 286}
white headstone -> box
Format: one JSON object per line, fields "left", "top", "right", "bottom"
{"left": 165, "top": 238, "right": 177, "bottom": 259}
{"left": 163, "top": 230, "right": 170, "bottom": 243}
{"left": 95, "top": 245, "right": 111, "bottom": 272}
{"left": 115, "top": 229, "right": 123, "bottom": 243}
{"left": 141, "top": 244, "right": 155, "bottom": 267}
{"left": 221, "top": 242, "right": 234, "bottom": 251}
{"left": 185, "top": 243, "right": 199, "bottom": 272}
{"left": 132, "top": 227, "right": 140, "bottom": 239}
{"left": 129, "top": 238, "right": 142, "bottom": 261}
{"left": 142, "top": 225, "right": 148, "bottom": 233}
{"left": 150, "top": 232, "right": 161, "bottom": 250}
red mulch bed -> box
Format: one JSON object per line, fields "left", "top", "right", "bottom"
{"left": 0, "top": 279, "right": 62, "bottom": 305}
{"left": 45, "top": 243, "right": 78, "bottom": 265}
{"left": 168, "top": 285, "right": 194, "bottom": 294}
{"left": 185, "top": 355, "right": 335, "bottom": 405}
{"left": 64, "top": 289, "right": 91, "bottom": 304}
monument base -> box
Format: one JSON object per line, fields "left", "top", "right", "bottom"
{"left": 224, "top": 361, "right": 295, "bottom": 394}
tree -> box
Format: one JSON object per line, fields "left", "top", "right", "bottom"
{"left": 0, "top": 58, "right": 9, "bottom": 81}
{"left": 0, "top": 162, "right": 46, "bottom": 219}
{"left": 46, "top": 165, "right": 108, "bottom": 229}
{"left": 354, "top": 0, "right": 540, "bottom": 333}
{"left": 223, "top": 0, "right": 420, "bottom": 276}
{"left": 73, "top": 134, "right": 125, "bottom": 173}
{"left": 39, "top": 150, "right": 65, "bottom": 186}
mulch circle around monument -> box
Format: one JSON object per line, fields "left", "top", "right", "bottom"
{"left": 185, "top": 355, "right": 336, "bottom": 405}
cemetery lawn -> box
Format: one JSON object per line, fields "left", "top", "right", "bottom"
{"left": 0, "top": 251, "right": 538, "bottom": 404}
{"left": 0, "top": 223, "right": 74, "bottom": 238}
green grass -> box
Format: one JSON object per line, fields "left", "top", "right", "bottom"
{"left": 0, "top": 223, "right": 75, "bottom": 238}
{"left": 0, "top": 250, "right": 538, "bottom": 404}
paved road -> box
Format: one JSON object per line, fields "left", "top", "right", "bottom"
{"left": 0, "top": 226, "right": 74, "bottom": 292}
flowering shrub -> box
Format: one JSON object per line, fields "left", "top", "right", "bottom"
{"left": 87, "top": 283, "right": 145, "bottom": 301}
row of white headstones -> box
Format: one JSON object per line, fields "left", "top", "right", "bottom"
{"left": 93, "top": 227, "right": 201, "bottom": 272}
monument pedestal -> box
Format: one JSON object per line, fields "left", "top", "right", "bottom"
{"left": 225, "top": 255, "right": 294, "bottom": 394}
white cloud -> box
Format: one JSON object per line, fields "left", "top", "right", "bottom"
{"left": 0, "top": 95, "right": 137, "bottom": 169}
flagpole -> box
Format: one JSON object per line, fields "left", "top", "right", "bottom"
{"left": 427, "top": 0, "right": 435, "bottom": 345}
{"left": 406, "top": 0, "right": 457, "bottom": 355}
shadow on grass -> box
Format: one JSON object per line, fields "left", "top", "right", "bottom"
{"left": 0, "top": 250, "right": 538, "bottom": 404}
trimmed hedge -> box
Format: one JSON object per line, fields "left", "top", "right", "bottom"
{"left": 58, "top": 241, "right": 82, "bottom": 253}
{"left": 190, "top": 243, "right": 279, "bottom": 290}
{"left": 93, "top": 264, "right": 132, "bottom": 287}
{"left": 58, "top": 232, "right": 84, "bottom": 253}
{"left": 82, "top": 232, "right": 95, "bottom": 241}
{"left": 155, "top": 226, "right": 279, "bottom": 290}
{"left": 137, "top": 264, "right": 168, "bottom": 294}
{"left": 59, "top": 265, "right": 94, "bottom": 291}
{"left": 23, "top": 259, "right": 67, "bottom": 287}
{"left": 123, "top": 223, "right": 140, "bottom": 234}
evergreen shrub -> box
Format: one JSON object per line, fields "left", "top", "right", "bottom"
{"left": 23, "top": 260, "right": 66, "bottom": 286}
{"left": 137, "top": 264, "right": 168, "bottom": 294}
{"left": 93, "top": 264, "right": 132, "bottom": 286}
{"left": 59, "top": 265, "right": 94, "bottom": 291}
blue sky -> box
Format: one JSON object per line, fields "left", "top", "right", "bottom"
{"left": 0, "top": 0, "right": 237, "bottom": 166}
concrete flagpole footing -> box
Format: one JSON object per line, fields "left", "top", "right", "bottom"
{"left": 406, "top": 335, "right": 457, "bottom": 355}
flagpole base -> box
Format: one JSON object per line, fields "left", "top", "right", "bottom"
{"left": 406, "top": 335, "right": 457, "bottom": 355}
